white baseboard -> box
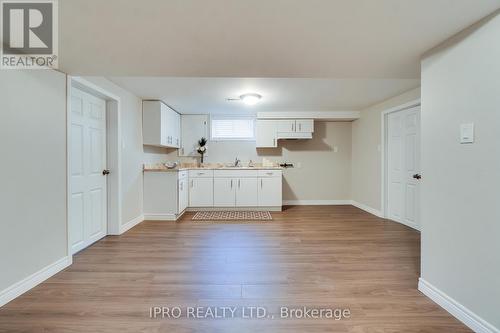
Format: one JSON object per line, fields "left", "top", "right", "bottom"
{"left": 143, "top": 213, "right": 177, "bottom": 221}
{"left": 389, "top": 215, "right": 420, "bottom": 231}
{"left": 418, "top": 278, "right": 499, "bottom": 333}
{"left": 282, "top": 200, "right": 351, "bottom": 206}
{"left": 0, "top": 256, "right": 72, "bottom": 308}
{"left": 350, "top": 200, "right": 383, "bottom": 218}
{"left": 119, "top": 214, "right": 144, "bottom": 234}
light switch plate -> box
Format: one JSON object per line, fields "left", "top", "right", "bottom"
{"left": 460, "top": 123, "right": 474, "bottom": 144}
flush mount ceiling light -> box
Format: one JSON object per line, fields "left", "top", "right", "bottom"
{"left": 227, "top": 93, "right": 262, "bottom": 106}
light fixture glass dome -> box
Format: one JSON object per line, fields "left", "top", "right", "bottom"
{"left": 240, "top": 93, "right": 262, "bottom": 106}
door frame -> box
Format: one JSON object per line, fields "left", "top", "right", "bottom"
{"left": 380, "top": 98, "right": 421, "bottom": 229}
{"left": 67, "top": 76, "right": 122, "bottom": 257}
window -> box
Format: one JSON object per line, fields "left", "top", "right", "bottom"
{"left": 210, "top": 115, "right": 255, "bottom": 141}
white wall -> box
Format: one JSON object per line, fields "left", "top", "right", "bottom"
{"left": 150, "top": 122, "right": 353, "bottom": 202}
{"left": 420, "top": 12, "right": 500, "bottom": 331}
{"left": 82, "top": 77, "right": 144, "bottom": 225}
{"left": 0, "top": 70, "right": 68, "bottom": 293}
{"left": 351, "top": 87, "right": 420, "bottom": 211}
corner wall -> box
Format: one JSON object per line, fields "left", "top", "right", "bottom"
{"left": 420, "top": 11, "right": 500, "bottom": 332}
{"left": 351, "top": 87, "right": 420, "bottom": 212}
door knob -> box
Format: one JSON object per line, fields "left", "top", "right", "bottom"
{"left": 102, "top": 169, "right": 110, "bottom": 176}
{"left": 413, "top": 174, "right": 422, "bottom": 180}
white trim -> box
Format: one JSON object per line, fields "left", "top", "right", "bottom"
{"left": 419, "top": 278, "right": 500, "bottom": 333}
{"left": 350, "top": 201, "right": 383, "bottom": 218}
{"left": 282, "top": 200, "right": 351, "bottom": 206}
{"left": 119, "top": 215, "right": 144, "bottom": 234}
{"left": 257, "top": 111, "right": 360, "bottom": 121}
{"left": 0, "top": 256, "right": 72, "bottom": 308}
{"left": 389, "top": 216, "right": 420, "bottom": 231}
{"left": 380, "top": 98, "right": 421, "bottom": 218}
{"left": 144, "top": 213, "right": 177, "bottom": 221}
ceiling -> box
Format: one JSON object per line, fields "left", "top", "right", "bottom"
{"left": 109, "top": 77, "right": 419, "bottom": 113}
{"left": 60, "top": 0, "right": 500, "bottom": 78}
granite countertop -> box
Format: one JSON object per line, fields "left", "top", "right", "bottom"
{"left": 143, "top": 163, "right": 283, "bottom": 172}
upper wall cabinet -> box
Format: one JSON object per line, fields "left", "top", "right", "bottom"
{"left": 256, "top": 119, "right": 314, "bottom": 147}
{"left": 179, "top": 114, "right": 208, "bottom": 156}
{"left": 276, "top": 119, "right": 314, "bottom": 138}
{"left": 256, "top": 120, "right": 278, "bottom": 148}
{"left": 143, "top": 101, "right": 180, "bottom": 149}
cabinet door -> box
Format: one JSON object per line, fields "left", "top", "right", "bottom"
{"left": 143, "top": 101, "right": 163, "bottom": 146}
{"left": 296, "top": 119, "right": 314, "bottom": 133}
{"left": 276, "top": 120, "right": 296, "bottom": 133}
{"left": 213, "top": 178, "right": 236, "bottom": 207}
{"left": 256, "top": 120, "right": 277, "bottom": 148}
{"left": 160, "top": 105, "right": 168, "bottom": 146}
{"left": 180, "top": 115, "right": 208, "bottom": 156}
{"left": 178, "top": 178, "right": 188, "bottom": 213}
{"left": 258, "top": 177, "right": 282, "bottom": 207}
{"left": 175, "top": 112, "right": 181, "bottom": 148}
{"left": 236, "top": 178, "right": 258, "bottom": 207}
{"left": 189, "top": 178, "right": 213, "bottom": 207}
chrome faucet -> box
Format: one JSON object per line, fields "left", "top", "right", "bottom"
{"left": 234, "top": 157, "right": 241, "bottom": 167}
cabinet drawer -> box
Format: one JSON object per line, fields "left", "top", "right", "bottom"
{"left": 189, "top": 169, "right": 214, "bottom": 178}
{"left": 214, "top": 169, "right": 259, "bottom": 178}
{"left": 178, "top": 170, "right": 188, "bottom": 179}
{"left": 258, "top": 170, "right": 282, "bottom": 177}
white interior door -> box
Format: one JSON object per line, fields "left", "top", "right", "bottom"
{"left": 70, "top": 88, "right": 107, "bottom": 254}
{"left": 386, "top": 106, "right": 420, "bottom": 230}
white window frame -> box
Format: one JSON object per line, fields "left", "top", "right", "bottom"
{"left": 210, "top": 115, "right": 256, "bottom": 141}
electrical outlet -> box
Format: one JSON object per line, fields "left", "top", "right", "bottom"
{"left": 333, "top": 146, "right": 339, "bottom": 153}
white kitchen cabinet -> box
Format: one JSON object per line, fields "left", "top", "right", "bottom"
{"left": 256, "top": 120, "right": 277, "bottom": 148}
{"left": 258, "top": 177, "right": 282, "bottom": 207}
{"left": 178, "top": 171, "right": 189, "bottom": 213}
{"left": 236, "top": 178, "right": 259, "bottom": 206}
{"left": 276, "top": 119, "right": 296, "bottom": 133}
{"left": 180, "top": 114, "right": 208, "bottom": 156}
{"left": 295, "top": 119, "right": 314, "bottom": 133}
{"left": 213, "top": 178, "right": 236, "bottom": 207}
{"left": 144, "top": 171, "right": 186, "bottom": 220}
{"left": 256, "top": 119, "right": 314, "bottom": 145}
{"left": 143, "top": 100, "right": 180, "bottom": 148}
{"left": 189, "top": 177, "right": 213, "bottom": 207}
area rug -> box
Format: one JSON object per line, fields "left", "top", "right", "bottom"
{"left": 192, "top": 211, "right": 272, "bottom": 221}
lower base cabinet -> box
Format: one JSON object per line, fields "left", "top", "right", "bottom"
{"left": 214, "top": 177, "right": 259, "bottom": 207}
{"left": 214, "top": 178, "right": 236, "bottom": 207}
{"left": 144, "top": 169, "right": 282, "bottom": 221}
{"left": 236, "top": 178, "right": 258, "bottom": 206}
{"left": 258, "top": 177, "right": 282, "bottom": 207}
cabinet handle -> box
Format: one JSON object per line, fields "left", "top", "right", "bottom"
{"left": 261, "top": 179, "right": 263, "bottom": 188}
{"left": 191, "top": 180, "right": 194, "bottom": 188}
{"left": 231, "top": 179, "right": 233, "bottom": 188}
{"left": 299, "top": 123, "right": 302, "bottom": 131}
{"left": 291, "top": 123, "right": 294, "bottom": 131}
{"left": 238, "top": 179, "right": 240, "bottom": 189}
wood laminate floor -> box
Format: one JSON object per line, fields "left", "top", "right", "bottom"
{"left": 0, "top": 206, "right": 470, "bottom": 332}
